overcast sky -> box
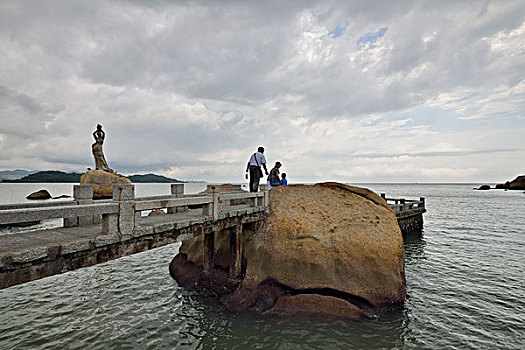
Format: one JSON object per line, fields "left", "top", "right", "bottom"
{"left": 1, "top": 0, "right": 523, "bottom": 183}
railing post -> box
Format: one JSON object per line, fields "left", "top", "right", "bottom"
{"left": 113, "top": 184, "right": 135, "bottom": 238}
{"left": 76, "top": 185, "right": 95, "bottom": 226}
{"left": 64, "top": 185, "right": 94, "bottom": 227}
{"left": 381, "top": 193, "right": 386, "bottom": 199}
{"left": 229, "top": 224, "right": 243, "bottom": 279}
{"left": 202, "top": 200, "right": 211, "bottom": 217}
{"left": 211, "top": 186, "right": 219, "bottom": 220}
{"left": 420, "top": 197, "right": 425, "bottom": 209}
{"left": 169, "top": 183, "right": 185, "bottom": 213}
{"left": 262, "top": 187, "right": 269, "bottom": 208}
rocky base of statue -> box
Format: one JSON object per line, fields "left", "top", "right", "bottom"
{"left": 169, "top": 182, "right": 406, "bottom": 320}
{"left": 80, "top": 169, "right": 131, "bottom": 199}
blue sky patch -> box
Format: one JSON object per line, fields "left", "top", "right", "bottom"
{"left": 357, "top": 27, "right": 388, "bottom": 48}
{"left": 328, "top": 20, "right": 350, "bottom": 38}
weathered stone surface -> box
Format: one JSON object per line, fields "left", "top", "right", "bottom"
{"left": 495, "top": 175, "right": 525, "bottom": 190}
{"left": 170, "top": 182, "right": 406, "bottom": 320}
{"left": 94, "top": 234, "right": 121, "bottom": 247}
{"left": 80, "top": 169, "right": 131, "bottom": 199}
{"left": 26, "top": 189, "right": 51, "bottom": 200}
{"left": 10, "top": 247, "right": 48, "bottom": 263}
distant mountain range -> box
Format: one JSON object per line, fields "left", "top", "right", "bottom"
{"left": 0, "top": 169, "right": 36, "bottom": 181}
{"left": 0, "top": 170, "right": 204, "bottom": 183}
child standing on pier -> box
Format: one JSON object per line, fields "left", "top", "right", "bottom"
{"left": 281, "top": 173, "right": 287, "bottom": 186}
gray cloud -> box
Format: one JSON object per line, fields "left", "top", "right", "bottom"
{"left": 0, "top": 0, "right": 523, "bottom": 182}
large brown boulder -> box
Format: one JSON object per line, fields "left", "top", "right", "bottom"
{"left": 80, "top": 169, "right": 131, "bottom": 198}
{"left": 229, "top": 183, "right": 405, "bottom": 319}
{"left": 170, "top": 182, "right": 406, "bottom": 320}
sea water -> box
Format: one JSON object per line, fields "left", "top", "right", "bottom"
{"left": 0, "top": 183, "right": 523, "bottom": 349}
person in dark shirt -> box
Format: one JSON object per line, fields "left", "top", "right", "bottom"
{"left": 267, "top": 162, "right": 282, "bottom": 190}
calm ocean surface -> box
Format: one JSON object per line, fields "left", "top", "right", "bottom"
{"left": 0, "top": 183, "right": 523, "bottom": 349}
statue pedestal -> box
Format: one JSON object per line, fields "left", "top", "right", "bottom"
{"left": 80, "top": 170, "right": 131, "bottom": 199}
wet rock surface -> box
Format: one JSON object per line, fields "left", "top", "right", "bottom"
{"left": 170, "top": 182, "right": 406, "bottom": 320}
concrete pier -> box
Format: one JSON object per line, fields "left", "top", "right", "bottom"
{"left": 381, "top": 194, "right": 426, "bottom": 237}
{"left": 0, "top": 185, "right": 424, "bottom": 289}
{"left": 0, "top": 184, "right": 266, "bottom": 289}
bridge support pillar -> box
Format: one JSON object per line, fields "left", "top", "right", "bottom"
{"left": 229, "top": 224, "right": 243, "bottom": 279}
{"left": 203, "top": 231, "right": 215, "bottom": 272}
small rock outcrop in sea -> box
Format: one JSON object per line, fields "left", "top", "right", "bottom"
{"left": 26, "top": 189, "right": 52, "bottom": 200}
{"left": 148, "top": 209, "right": 166, "bottom": 216}
{"left": 52, "top": 194, "right": 72, "bottom": 199}
{"left": 80, "top": 169, "right": 131, "bottom": 199}
{"left": 170, "top": 182, "right": 406, "bottom": 320}
{"left": 495, "top": 175, "right": 525, "bottom": 190}
{"left": 477, "top": 185, "right": 491, "bottom": 190}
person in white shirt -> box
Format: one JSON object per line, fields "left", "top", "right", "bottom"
{"left": 245, "top": 146, "right": 269, "bottom": 192}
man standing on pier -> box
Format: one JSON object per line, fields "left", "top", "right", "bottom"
{"left": 246, "top": 147, "right": 269, "bottom": 192}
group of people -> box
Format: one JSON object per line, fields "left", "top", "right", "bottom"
{"left": 245, "top": 147, "right": 287, "bottom": 192}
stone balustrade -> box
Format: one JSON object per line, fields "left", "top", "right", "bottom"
{"left": 0, "top": 183, "right": 269, "bottom": 237}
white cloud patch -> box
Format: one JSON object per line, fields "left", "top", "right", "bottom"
{"left": 0, "top": 0, "right": 523, "bottom": 183}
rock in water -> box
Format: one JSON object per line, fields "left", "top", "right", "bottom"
{"left": 80, "top": 169, "right": 131, "bottom": 199}
{"left": 26, "top": 189, "right": 51, "bottom": 200}
{"left": 496, "top": 175, "right": 525, "bottom": 190}
{"left": 148, "top": 209, "right": 166, "bottom": 216}
{"left": 170, "top": 182, "right": 406, "bottom": 320}
{"left": 508, "top": 175, "right": 525, "bottom": 190}
{"left": 52, "top": 194, "right": 72, "bottom": 199}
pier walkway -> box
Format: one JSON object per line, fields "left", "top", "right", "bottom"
{"left": 0, "top": 184, "right": 424, "bottom": 289}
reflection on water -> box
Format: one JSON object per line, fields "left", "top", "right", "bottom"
{"left": 0, "top": 183, "right": 524, "bottom": 349}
